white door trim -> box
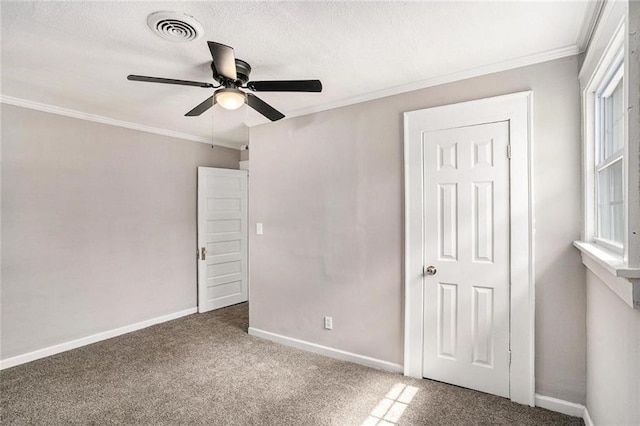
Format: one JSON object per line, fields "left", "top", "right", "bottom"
{"left": 403, "top": 91, "right": 534, "bottom": 406}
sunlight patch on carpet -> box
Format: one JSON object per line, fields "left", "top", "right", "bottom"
{"left": 361, "top": 383, "right": 419, "bottom": 425}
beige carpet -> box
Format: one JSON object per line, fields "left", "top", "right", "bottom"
{"left": 1, "top": 303, "right": 582, "bottom": 425}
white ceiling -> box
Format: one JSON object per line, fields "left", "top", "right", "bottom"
{"left": 1, "top": 1, "right": 594, "bottom": 148}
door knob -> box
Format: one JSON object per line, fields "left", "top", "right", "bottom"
{"left": 424, "top": 265, "right": 437, "bottom": 276}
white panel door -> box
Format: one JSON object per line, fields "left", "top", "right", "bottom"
{"left": 197, "top": 167, "right": 248, "bottom": 313}
{"left": 422, "top": 121, "right": 510, "bottom": 398}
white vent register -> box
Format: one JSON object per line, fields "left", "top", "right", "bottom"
{"left": 147, "top": 12, "right": 204, "bottom": 42}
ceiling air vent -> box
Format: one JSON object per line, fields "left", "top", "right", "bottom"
{"left": 147, "top": 12, "right": 204, "bottom": 42}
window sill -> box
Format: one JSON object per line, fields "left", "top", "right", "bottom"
{"left": 574, "top": 241, "right": 640, "bottom": 310}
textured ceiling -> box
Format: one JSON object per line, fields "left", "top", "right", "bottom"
{"left": 1, "top": 1, "right": 592, "bottom": 147}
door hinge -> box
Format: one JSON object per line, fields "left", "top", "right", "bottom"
{"left": 507, "top": 145, "right": 512, "bottom": 159}
{"left": 508, "top": 350, "right": 512, "bottom": 365}
{"left": 197, "top": 247, "right": 207, "bottom": 260}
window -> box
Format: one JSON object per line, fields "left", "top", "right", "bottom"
{"left": 594, "top": 60, "right": 624, "bottom": 252}
{"left": 576, "top": 6, "right": 640, "bottom": 309}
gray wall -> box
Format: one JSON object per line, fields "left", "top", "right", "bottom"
{"left": 249, "top": 56, "right": 586, "bottom": 403}
{"left": 1, "top": 104, "right": 239, "bottom": 359}
{"left": 586, "top": 272, "right": 640, "bottom": 424}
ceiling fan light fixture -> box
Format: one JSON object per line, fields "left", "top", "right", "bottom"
{"left": 128, "top": 40, "right": 321, "bottom": 121}
{"left": 215, "top": 88, "right": 246, "bottom": 110}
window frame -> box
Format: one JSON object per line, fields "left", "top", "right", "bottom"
{"left": 581, "top": 22, "right": 627, "bottom": 261}
{"left": 593, "top": 56, "right": 625, "bottom": 254}
{"left": 576, "top": 0, "right": 640, "bottom": 311}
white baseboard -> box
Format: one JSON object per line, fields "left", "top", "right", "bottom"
{"left": 534, "top": 393, "right": 586, "bottom": 418}
{"left": 583, "top": 406, "right": 594, "bottom": 426}
{"left": 248, "top": 327, "right": 403, "bottom": 374}
{"left": 0, "top": 307, "right": 197, "bottom": 370}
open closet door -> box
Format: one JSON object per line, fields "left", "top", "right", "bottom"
{"left": 197, "top": 167, "right": 248, "bottom": 313}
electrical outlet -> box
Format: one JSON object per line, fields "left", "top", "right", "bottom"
{"left": 324, "top": 316, "right": 333, "bottom": 330}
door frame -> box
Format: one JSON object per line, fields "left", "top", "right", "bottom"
{"left": 403, "top": 92, "right": 534, "bottom": 406}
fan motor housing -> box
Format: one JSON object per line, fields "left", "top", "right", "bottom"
{"left": 212, "top": 59, "right": 251, "bottom": 86}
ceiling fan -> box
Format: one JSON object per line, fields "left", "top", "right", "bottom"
{"left": 127, "top": 41, "right": 322, "bottom": 122}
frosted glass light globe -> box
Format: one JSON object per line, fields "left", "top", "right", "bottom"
{"left": 215, "top": 88, "right": 246, "bottom": 110}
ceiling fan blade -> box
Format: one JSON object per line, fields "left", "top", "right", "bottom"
{"left": 246, "top": 93, "right": 285, "bottom": 121}
{"left": 127, "top": 75, "right": 214, "bottom": 88}
{"left": 246, "top": 80, "right": 322, "bottom": 92}
{"left": 185, "top": 96, "right": 215, "bottom": 117}
{"left": 207, "top": 41, "right": 237, "bottom": 81}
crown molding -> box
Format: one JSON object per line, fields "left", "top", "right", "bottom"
{"left": 577, "top": 0, "right": 607, "bottom": 53}
{"left": 247, "top": 44, "right": 580, "bottom": 127}
{"left": 0, "top": 95, "right": 241, "bottom": 150}
{"left": 3, "top": 44, "right": 580, "bottom": 135}
{"left": 578, "top": 0, "right": 625, "bottom": 83}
